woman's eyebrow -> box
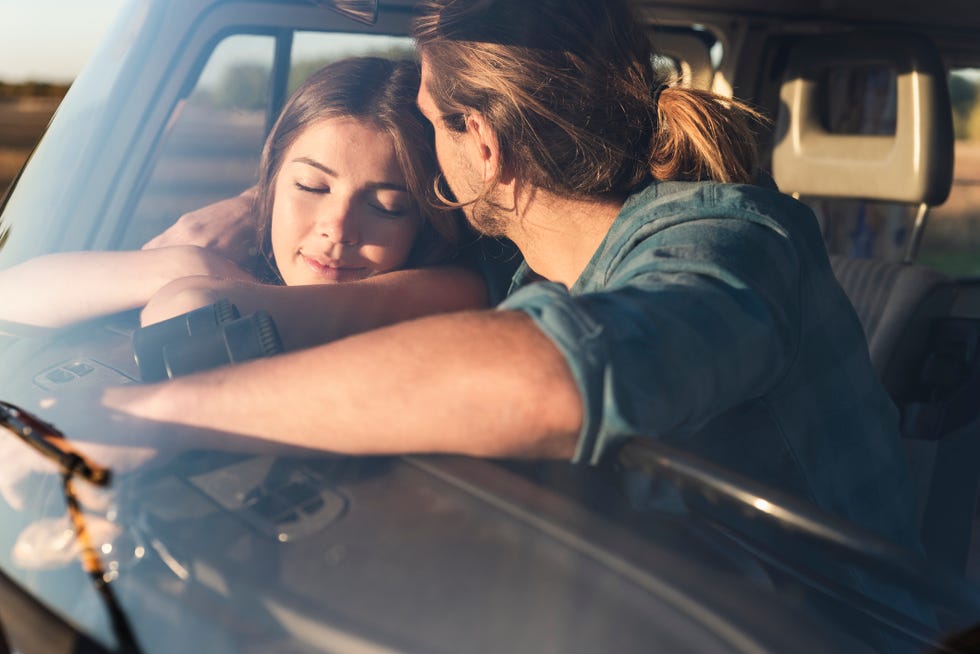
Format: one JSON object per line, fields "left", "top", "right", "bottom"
{"left": 293, "top": 157, "right": 337, "bottom": 177}
{"left": 292, "top": 157, "right": 408, "bottom": 192}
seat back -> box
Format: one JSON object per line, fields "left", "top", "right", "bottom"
{"left": 771, "top": 32, "right": 977, "bottom": 570}
{"left": 773, "top": 30, "right": 955, "bottom": 403}
{"left": 828, "top": 255, "right": 956, "bottom": 403}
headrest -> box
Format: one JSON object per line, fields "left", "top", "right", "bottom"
{"left": 772, "top": 32, "right": 953, "bottom": 206}
{"left": 652, "top": 30, "right": 714, "bottom": 90}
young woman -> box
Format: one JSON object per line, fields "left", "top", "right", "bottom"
{"left": 0, "top": 57, "right": 486, "bottom": 347}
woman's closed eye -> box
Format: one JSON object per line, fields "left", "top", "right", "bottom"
{"left": 295, "top": 181, "right": 330, "bottom": 194}
{"left": 369, "top": 190, "right": 411, "bottom": 217}
{"left": 369, "top": 202, "right": 409, "bottom": 217}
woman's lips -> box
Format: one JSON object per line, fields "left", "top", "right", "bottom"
{"left": 301, "top": 254, "right": 367, "bottom": 282}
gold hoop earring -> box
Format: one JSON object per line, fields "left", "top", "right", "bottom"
{"left": 432, "top": 173, "right": 458, "bottom": 207}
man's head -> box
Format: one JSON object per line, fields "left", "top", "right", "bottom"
{"left": 415, "top": 61, "right": 512, "bottom": 236}
{"left": 413, "top": 0, "right": 762, "bottom": 237}
{"left": 413, "top": 0, "right": 661, "bottom": 229}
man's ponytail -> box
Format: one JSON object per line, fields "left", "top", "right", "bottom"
{"left": 650, "top": 86, "right": 764, "bottom": 184}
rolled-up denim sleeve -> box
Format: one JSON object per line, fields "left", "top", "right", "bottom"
{"left": 498, "top": 223, "right": 801, "bottom": 464}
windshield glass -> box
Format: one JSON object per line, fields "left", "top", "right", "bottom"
{"left": 0, "top": 0, "right": 151, "bottom": 269}
{"left": 1, "top": 1, "right": 979, "bottom": 652}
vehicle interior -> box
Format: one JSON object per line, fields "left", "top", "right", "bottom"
{"left": 117, "top": 0, "right": 980, "bottom": 571}
{"left": 0, "top": 0, "right": 979, "bottom": 652}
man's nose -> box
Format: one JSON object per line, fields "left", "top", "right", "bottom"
{"left": 315, "top": 199, "right": 361, "bottom": 245}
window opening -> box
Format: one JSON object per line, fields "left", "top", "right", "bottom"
{"left": 919, "top": 69, "right": 980, "bottom": 277}
{"left": 119, "top": 31, "right": 414, "bottom": 251}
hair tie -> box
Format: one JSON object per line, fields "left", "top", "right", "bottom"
{"left": 650, "top": 83, "right": 669, "bottom": 132}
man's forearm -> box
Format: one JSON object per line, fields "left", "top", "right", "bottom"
{"left": 107, "top": 310, "right": 582, "bottom": 459}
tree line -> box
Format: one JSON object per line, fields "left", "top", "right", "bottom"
{"left": 0, "top": 82, "right": 71, "bottom": 102}
{"left": 951, "top": 72, "right": 980, "bottom": 140}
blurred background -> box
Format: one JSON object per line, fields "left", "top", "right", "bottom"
{"left": 926, "top": 72, "right": 980, "bottom": 275}
{"left": 0, "top": 0, "right": 125, "bottom": 196}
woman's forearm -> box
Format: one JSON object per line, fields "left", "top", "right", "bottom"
{"left": 0, "top": 247, "right": 250, "bottom": 328}
{"left": 141, "top": 265, "right": 490, "bottom": 350}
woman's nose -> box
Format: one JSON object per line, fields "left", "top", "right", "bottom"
{"left": 315, "top": 200, "right": 361, "bottom": 245}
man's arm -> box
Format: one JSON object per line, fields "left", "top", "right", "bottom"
{"left": 141, "top": 265, "right": 490, "bottom": 350}
{"left": 142, "top": 187, "right": 259, "bottom": 265}
{"left": 106, "top": 309, "right": 582, "bottom": 459}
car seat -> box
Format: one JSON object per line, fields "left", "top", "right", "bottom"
{"left": 772, "top": 31, "right": 980, "bottom": 572}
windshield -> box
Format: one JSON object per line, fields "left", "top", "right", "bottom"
{"left": 0, "top": 0, "right": 151, "bottom": 268}
{"left": 1, "top": 0, "right": 979, "bottom": 653}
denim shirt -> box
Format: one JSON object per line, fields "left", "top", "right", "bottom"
{"left": 499, "top": 180, "right": 919, "bottom": 551}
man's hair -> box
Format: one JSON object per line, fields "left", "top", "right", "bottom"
{"left": 413, "top": 0, "right": 762, "bottom": 199}
{"left": 254, "top": 56, "right": 458, "bottom": 282}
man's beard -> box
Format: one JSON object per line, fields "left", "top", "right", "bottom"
{"left": 442, "top": 153, "right": 512, "bottom": 238}
{"left": 464, "top": 198, "right": 510, "bottom": 238}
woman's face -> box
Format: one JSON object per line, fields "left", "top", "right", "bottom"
{"left": 270, "top": 117, "right": 421, "bottom": 285}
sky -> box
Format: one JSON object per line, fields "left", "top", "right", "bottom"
{"left": 0, "top": 0, "right": 127, "bottom": 83}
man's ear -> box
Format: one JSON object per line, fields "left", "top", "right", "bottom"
{"left": 465, "top": 112, "right": 506, "bottom": 184}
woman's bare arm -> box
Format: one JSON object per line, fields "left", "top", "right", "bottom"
{"left": 0, "top": 246, "right": 252, "bottom": 329}
{"left": 141, "top": 265, "right": 490, "bottom": 349}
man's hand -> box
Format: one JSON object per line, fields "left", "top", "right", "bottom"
{"left": 142, "top": 187, "right": 259, "bottom": 266}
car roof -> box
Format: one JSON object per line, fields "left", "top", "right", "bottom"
{"left": 641, "top": 0, "right": 977, "bottom": 27}
{"left": 377, "top": 0, "right": 980, "bottom": 28}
